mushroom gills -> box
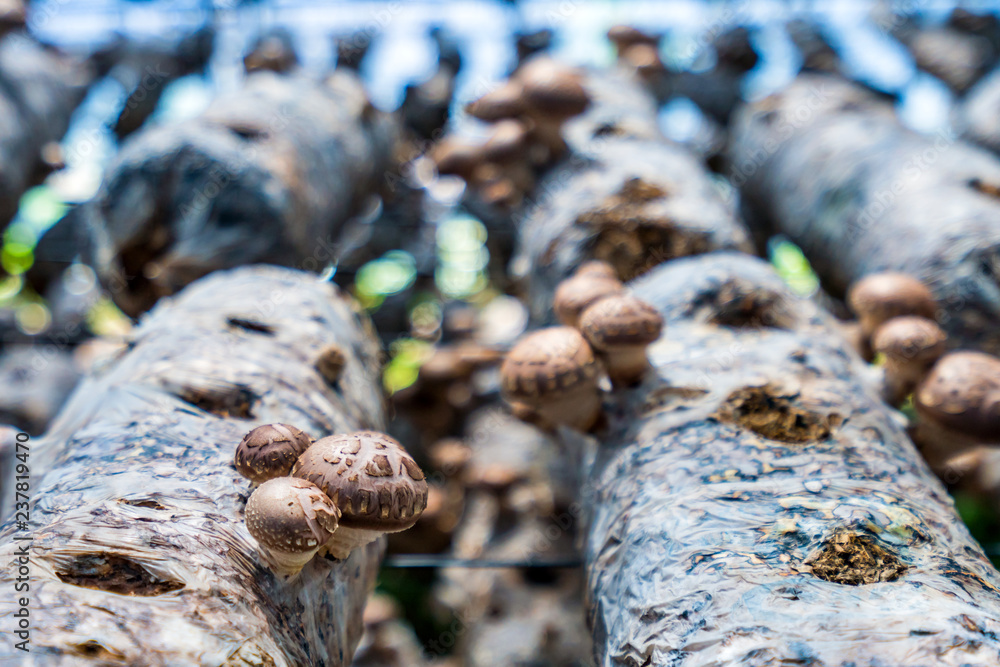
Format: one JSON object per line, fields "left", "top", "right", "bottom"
{"left": 322, "top": 526, "right": 386, "bottom": 560}
{"left": 258, "top": 546, "right": 320, "bottom": 579}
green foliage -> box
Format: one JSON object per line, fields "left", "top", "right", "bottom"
{"left": 769, "top": 237, "right": 820, "bottom": 297}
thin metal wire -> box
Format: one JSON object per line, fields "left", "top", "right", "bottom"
{"left": 382, "top": 554, "right": 583, "bottom": 569}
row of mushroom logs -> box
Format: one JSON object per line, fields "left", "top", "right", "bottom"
{"left": 845, "top": 272, "right": 1000, "bottom": 475}
{"left": 430, "top": 58, "right": 591, "bottom": 209}
{"left": 499, "top": 261, "right": 663, "bottom": 432}
{"left": 234, "top": 424, "right": 428, "bottom": 578}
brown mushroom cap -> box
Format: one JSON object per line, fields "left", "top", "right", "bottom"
{"left": 622, "top": 43, "right": 667, "bottom": 76}
{"left": 579, "top": 294, "right": 664, "bottom": 350}
{"left": 465, "top": 80, "right": 527, "bottom": 121}
{"left": 575, "top": 260, "right": 619, "bottom": 279}
{"left": 500, "top": 327, "right": 600, "bottom": 402}
{"left": 234, "top": 423, "right": 314, "bottom": 484}
{"left": 292, "top": 432, "right": 429, "bottom": 532}
{"left": 245, "top": 477, "right": 340, "bottom": 555}
{"left": 431, "top": 138, "right": 484, "bottom": 179}
{"left": 316, "top": 344, "right": 347, "bottom": 385}
{"left": 419, "top": 348, "right": 475, "bottom": 383}
{"left": 516, "top": 59, "right": 590, "bottom": 118}
{"left": 607, "top": 25, "right": 660, "bottom": 49}
{"left": 872, "top": 316, "right": 947, "bottom": 367}
{"left": 482, "top": 119, "right": 530, "bottom": 163}
{"left": 553, "top": 272, "right": 624, "bottom": 327}
{"left": 847, "top": 273, "right": 937, "bottom": 333}
{"left": 916, "top": 351, "right": 1000, "bottom": 442}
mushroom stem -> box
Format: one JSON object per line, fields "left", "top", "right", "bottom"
{"left": 535, "top": 385, "right": 602, "bottom": 432}
{"left": 601, "top": 344, "right": 651, "bottom": 388}
{"left": 910, "top": 416, "right": 985, "bottom": 480}
{"left": 323, "top": 526, "right": 383, "bottom": 560}
{"left": 528, "top": 117, "right": 569, "bottom": 162}
{"left": 257, "top": 546, "right": 318, "bottom": 580}
{"left": 881, "top": 358, "right": 927, "bottom": 407}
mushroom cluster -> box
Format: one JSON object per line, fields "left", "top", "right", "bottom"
{"left": 431, "top": 57, "right": 591, "bottom": 209}
{"left": 500, "top": 260, "right": 664, "bottom": 430}
{"left": 234, "top": 424, "right": 428, "bottom": 577}
{"left": 607, "top": 25, "right": 667, "bottom": 86}
{"left": 846, "top": 272, "right": 1000, "bottom": 475}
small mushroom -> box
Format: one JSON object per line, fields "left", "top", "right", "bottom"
{"left": 244, "top": 477, "right": 341, "bottom": 578}
{"left": 516, "top": 58, "right": 590, "bottom": 160}
{"left": 621, "top": 43, "right": 667, "bottom": 81}
{"left": 846, "top": 273, "right": 938, "bottom": 358}
{"left": 315, "top": 344, "right": 347, "bottom": 386}
{"left": 465, "top": 80, "right": 527, "bottom": 122}
{"left": 913, "top": 351, "right": 1000, "bottom": 473}
{"left": 872, "top": 316, "right": 947, "bottom": 407}
{"left": 292, "top": 431, "right": 429, "bottom": 559}
{"left": 244, "top": 30, "right": 299, "bottom": 74}
{"left": 607, "top": 25, "right": 660, "bottom": 55}
{"left": 234, "top": 423, "right": 314, "bottom": 485}
{"left": 500, "top": 327, "right": 602, "bottom": 431}
{"left": 553, "top": 266, "right": 624, "bottom": 328}
{"left": 482, "top": 120, "right": 533, "bottom": 186}
{"left": 430, "top": 137, "right": 485, "bottom": 182}
{"left": 579, "top": 294, "right": 664, "bottom": 387}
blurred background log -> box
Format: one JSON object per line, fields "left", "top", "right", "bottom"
{"left": 580, "top": 253, "right": 1000, "bottom": 665}
{"left": 0, "top": 266, "right": 386, "bottom": 665}
{"left": 83, "top": 70, "right": 400, "bottom": 317}
{"left": 512, "top": 135, "right": 752, "bottom": 324}
{"left": 0, "top": 34, "right": 90, "bottom": 234}
{"left": 730, "top": 74, "right": 1000, "bottom": 355}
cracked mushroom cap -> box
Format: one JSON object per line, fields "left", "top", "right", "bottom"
{"left": 579, "top": 293, "right": 664, "bottom": 351}
{"left": 292, "top": 432, "right": 428, "bottom": 532}
{"left": 554, "top": 270, "right": 624, "bottom": 328}
{"left": 872, "top": 316, "right": 947, "bottom": 367}
{"left": 500, "top": 327, "right": 600, "bottom": 402}
{"left": 465, "top": 80, "right": 527, "bottom": 121}
{"left": 916, "top": 351, "right": 1000, "bottom": 443}
{"left": 234, "top": 423, "right": 314, "bottom": 484}
{"left": 516, "top": 59, "right": 590, "bottom": 118}
{"left": 245, "top": 477, "right": 341, "bottom": 557}
{"left": 607, "top": 25, "right": 660, "bottom": 50}
{"left": 847, "top": 273, "right": 937, "bottom": 333}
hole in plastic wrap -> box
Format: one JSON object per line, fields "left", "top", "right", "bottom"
{"left": 56, "top": 553, "right": 185, "bottom": 596}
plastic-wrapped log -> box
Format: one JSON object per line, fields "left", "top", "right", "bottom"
{"left": 0, "top": 34, "right": 89, "bottom": 230}
{"left": 957, "top": 67, "right": 1000, "bottom": 153}
{"left": 109, "top": 26, "right": 215, "bottom": 139}
{"left": 564, "top": 66, "right": 661, "bottom": 151}
{"left": 460, "top": 64, "right": 660, "bottom": 290}
{"left": 511, "top": 135, "right": 753, "bottom": 323}
{"left": 730, "top": 73, "right": 1000, "bottom": 355}
{"left": 574, "top": 252, "right": 1000, "bottom": 665}
{"left": 0, "top": 266, "right": 386, "bottom": 666}
{"left": 886, "top": 8, "right": 1000, "bottom": 93}
{"left": 86, "top": 70, "right": 399, "bottom": 317}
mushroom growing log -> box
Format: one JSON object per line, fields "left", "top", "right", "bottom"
{"left": 577, "top": 253, "right": 1000, "bottom": 665}
{"left": 729, "top": 74, "right": 1000, "bottom": 355}
{"left": 0, "top": 266, "right": 386, "bottom": 665}
{"left": 85, "top": 70, "right": 399, "bottom": 317}
{"left": 512, "top": 135, "right": 753, "bottom": 323}
{"left": 0, "top": 34, "right": 90, "bottom": 231}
